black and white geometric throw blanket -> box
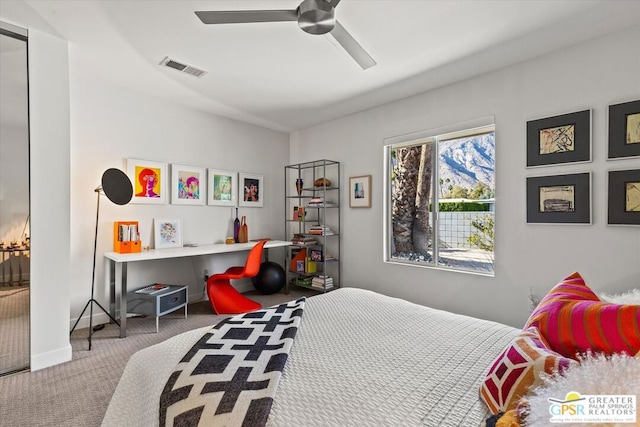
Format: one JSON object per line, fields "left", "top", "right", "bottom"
{"left": 159, "top": 297, "right": 305, "bottom": 427}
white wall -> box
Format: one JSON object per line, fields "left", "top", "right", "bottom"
{"left": 290, "top": 26, "right": 640, "bottom": 328}
{"left": 28, "top": 28, "right": 72, "bottom": 370}
{"left": 69, "top": 71, "right": 289, "bottom": 328}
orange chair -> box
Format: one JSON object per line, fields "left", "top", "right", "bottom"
{"left": 206, "top": 240, "right": 267, "bottom": 314}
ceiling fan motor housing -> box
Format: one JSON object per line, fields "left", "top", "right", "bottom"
{"left": 298, "top": 0, "right": 335, "bottom": 35}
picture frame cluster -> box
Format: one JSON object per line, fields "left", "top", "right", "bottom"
{"left": 125, "top": 158, "right": 263, "bottom": 208}
{"left": 525, "top": 99, "right": 639, "bottom": 226}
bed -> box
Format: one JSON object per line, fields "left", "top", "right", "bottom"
{"left": 102, "top": 288, "right": 520, "bottom": 427}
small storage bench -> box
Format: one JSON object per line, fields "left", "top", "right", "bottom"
{"left": 127, "top": 284, "right": 188, "bottom": 333}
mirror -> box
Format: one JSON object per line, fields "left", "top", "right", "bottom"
{"left": 0, "top": 22, "right": 30, "bottom": 375}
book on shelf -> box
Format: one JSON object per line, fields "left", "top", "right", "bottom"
{"left": 307, "top": 197, "right": 337, "bottom": 208}
{"left": 309, "top": 225, "right": 329, "bottom": 230}
{"left": 312, "top": 275, "right": 333, "bottom": 286}
{"left": 311, "top": 276, "right": 334, "bottom": 290}
{"left": 291, "top": 234, "right": 316, "bottom": 245}
{"left": 308, "top": 230, "right": 334, "bottom": 235}
{"left": 308, "top": 225, "right": 334, "bottom": 236}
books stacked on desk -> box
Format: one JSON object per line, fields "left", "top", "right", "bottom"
{"left": 308, "top": 225, "right": 334, "bottom": 236}
{"left": 291, "top": 233, "right": 316, "bottom": 246}
{"left": 311, "top": 275, "right": 334, "bottom": 291}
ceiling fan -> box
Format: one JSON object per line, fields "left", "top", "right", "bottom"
{"left": 195, "top": 0, "right": 376, "bottom": 70}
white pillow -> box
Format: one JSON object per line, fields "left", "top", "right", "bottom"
{"left": 599, "top": 288, "right": 640, "bottom": 305}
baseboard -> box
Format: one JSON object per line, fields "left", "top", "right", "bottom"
{"left": 193, "top": 280, "right": 253, "bottom": 300}
{"left": 233, "top": 280, "right": 253, "bottom": 294}
{"left": 31, "top": 343, "right": 72, "bottom": 371}
{"left": 69, "top": 310, "right": 117, "bottom": 331}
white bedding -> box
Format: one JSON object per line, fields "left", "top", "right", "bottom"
{"left": 102, "top": 288, "right": 520, "bottom": 427}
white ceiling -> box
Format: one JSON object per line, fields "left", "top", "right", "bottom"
{"left": 17, "top": 0, "right": 640, "bottom": 132}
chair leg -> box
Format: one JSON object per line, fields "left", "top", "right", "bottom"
{"left": 206, "top": 277, "right": 261, "bottom": 315}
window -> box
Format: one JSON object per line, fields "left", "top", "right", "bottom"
{"left": 384, "top": 120, "right": 495, "bottom": 275}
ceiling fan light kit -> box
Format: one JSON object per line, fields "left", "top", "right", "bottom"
{"left": 195, "top": 0, "right": 376, "bottom": 70}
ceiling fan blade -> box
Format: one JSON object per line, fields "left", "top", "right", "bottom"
{"left": 195, "top": 10, "right": 298, "bottom": 25}
{"left": 328, "top": 0, "right": 341, "bottom": 7}
{"left": 328, "top": 20, "right": 376, "bottom": 70}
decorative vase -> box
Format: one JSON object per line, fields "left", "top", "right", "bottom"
{"left": 233, "top": 208, "right": 240, "bottom": 243}
{"left": 296, "top": 178, "right": 304, "bottom": 196}
{"left": 238, "top": 216, "right": 248, "bottom": 243}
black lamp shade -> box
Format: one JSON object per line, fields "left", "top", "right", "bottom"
{"left": 101, "top": 168, "right": 133, "bottom": 205}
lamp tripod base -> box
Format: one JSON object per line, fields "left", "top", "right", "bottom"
{"left": 69, "top": 298, "right": 119, "bottom": 351}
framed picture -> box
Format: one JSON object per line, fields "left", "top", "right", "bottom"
{"left": 310, "top": 249, "right": 323, "bottom": 262}
{"left": 127, "top": 158, "right": 168, "bottom": 204}
{"left": 170, "top": 164, "right": 205, "bottom": 205}
{"left": 526, "top": 173, "right": 591, "bottom": 224}
{"left": 608, "top": 169, "right": 640, "bottom": 225}
{"left": 154, "top": 218, "right": 183, "bottom": 249}
{"left": 526, "top": 110, "right": 591, "bottom": 167}
{"left": 349, "top": 175, "right": 371, "bottom": 208}
{"left": 239, "top": 173, "right": 263, "bottom": 207}
{"left": 207, "top": 169, "right": 237, "bottom": 206}
{"left": 608, "top": 99, "right": 640, "bottom": 159}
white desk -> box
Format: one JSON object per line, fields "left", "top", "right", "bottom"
{"left": 104, "top": 240, "right": 292, "bottom": 337}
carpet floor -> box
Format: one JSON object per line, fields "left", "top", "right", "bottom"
{"left": 0, "top": 288, "right": 314, "bottom": 427}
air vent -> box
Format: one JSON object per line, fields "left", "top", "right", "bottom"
{"left": 159, "top": 56, "right": 207, "bottom": 78}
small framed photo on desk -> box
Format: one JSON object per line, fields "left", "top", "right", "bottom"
{"left": 154, "top": 218, "right": 183, "bottom": 249}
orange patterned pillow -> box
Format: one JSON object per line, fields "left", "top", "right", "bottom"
{"left": 480, "top": 327, "right": 576, "bottom": 414}
{"left": 525, "top": 272, "right": 640, "bottom": 358}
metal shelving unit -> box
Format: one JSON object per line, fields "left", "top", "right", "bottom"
{"left": 284, "top": 159, "right": 340, "bottom": 293}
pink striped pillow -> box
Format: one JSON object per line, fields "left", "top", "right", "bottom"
{"left": 525, "top": 272, "right": 640, "bottom": 358}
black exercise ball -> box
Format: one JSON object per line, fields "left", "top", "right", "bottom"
{"left": 252, "top": 261, "right": 285, "bottom": 294}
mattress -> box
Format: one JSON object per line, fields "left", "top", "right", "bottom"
{"left": 102, "top": 288, "right": 520, "bottom": 426}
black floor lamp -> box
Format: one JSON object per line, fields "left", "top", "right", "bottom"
{"left": 70, "top": 168, "right": 133, "bottom": 350}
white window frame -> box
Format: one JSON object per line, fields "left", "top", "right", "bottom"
{"left": 383, "top": 116, "right": 495, "bottom": 276}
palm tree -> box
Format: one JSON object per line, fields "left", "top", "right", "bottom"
{"left": 413, "top": 144, "right": 431, "bottom": 253}
{"left": 391, "top": 144, "right": 432, "bottom": 254}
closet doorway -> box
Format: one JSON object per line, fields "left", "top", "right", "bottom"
{"left": 0, "top": 21, "right": 30, "bottom": 376}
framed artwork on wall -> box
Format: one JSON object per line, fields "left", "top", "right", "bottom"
{"left": 154, "top": 218, "right": 183, "bottom": 249}
{"left": 239, "top": 173, "right": 263, "bottom": 207}
{"left": 207, "top": 169, "right": 237, "bottom": 206}
{"left": 170, "top": 164, "right": 205, "bottom": 205}
{"left": 349, "top": 175, "right": 372, "bottom": 208}
{"left": 126, "top": 158, "right": 168, "bottom": 204}
{"left": 608, "top": 99, "right": 640, "bottom": 160}
{"left": 608, "top": 169, "right": 640, "bottom": 226}
{"left": 526, "top": 173, "right": 591, "bottom": 224}
{"left": 526, "top": 110, "right": 591, "bottom": 167}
